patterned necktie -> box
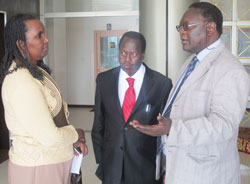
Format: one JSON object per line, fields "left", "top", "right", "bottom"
{"left": 122, "top": 78, "right": 135, "bottom": 122}
{"left": 163, "top": 56, "right": 199, "bottom": 117}
{"left": 156, "top": 56, "right": 199, "bottom": 179}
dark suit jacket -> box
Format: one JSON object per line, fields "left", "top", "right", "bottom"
{"left": 91, "top": 63, "right": 172, "bottom": 184}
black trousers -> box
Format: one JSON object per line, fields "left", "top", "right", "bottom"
{"left": 120, "top": 173, "right": 163, "bottom": 184}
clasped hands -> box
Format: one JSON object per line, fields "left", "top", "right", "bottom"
{"left": 129, "top": 115, "right": 172, "bottom": 136}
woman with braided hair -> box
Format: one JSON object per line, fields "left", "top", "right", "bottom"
{"left": 0, "top": 14, "right": 88, "bottom": 184}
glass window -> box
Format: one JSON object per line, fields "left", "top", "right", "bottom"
{"left": 244, "top": 64, "right": 250, "bottom": 77}
{"left": 100, "top": 36, "right": 121, "bottom": 68}
{"left": 238, "top": 0, "right": 250, "bottom": 20}
{"left": 204, "top": 0, "right": 232, "bottom": 21}
{"left": 221, "top": 27, "right": 232, "bottom": 50}
{"left": 237, "top": 27, "right": 250, "bottom": 59}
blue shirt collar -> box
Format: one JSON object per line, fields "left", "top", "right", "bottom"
{"left": 196, "top": 38, "right": 221, "bottom": 61}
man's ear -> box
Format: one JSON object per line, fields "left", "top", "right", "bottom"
{"left": 141, "top": 53, "right": 145, "bottom": 60}
{"left": 16, "top": 40, "right": 26, "bottom": 59}
{"left": 206, "top": 22, "right": 216, "bottom": 37}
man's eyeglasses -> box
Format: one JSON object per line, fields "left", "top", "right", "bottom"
{"left": 176, "top": 23, "right": 200, "bottom": 32}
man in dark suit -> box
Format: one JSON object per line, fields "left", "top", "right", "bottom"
{"left": 91, "top": 31, "right": 172, "bottom": 184}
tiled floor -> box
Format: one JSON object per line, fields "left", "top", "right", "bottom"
{"left": 0, "top": 107, "right": 250, "bottom": 184}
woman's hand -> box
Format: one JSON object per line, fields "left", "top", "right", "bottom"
{"left": 74, "top": 128, "right": 88, "bottom": 156}
{"left": 73, "top": 139, "right": 88, "bottom": 156}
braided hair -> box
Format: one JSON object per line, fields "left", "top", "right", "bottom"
{"left": 0, "top": 14, "right": 51, "bottom": 84}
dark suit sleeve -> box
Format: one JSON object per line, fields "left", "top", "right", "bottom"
{"left": 160, "top": 78, "right": 173, "bottom": 113}
{"left": 91, "top": 75, "right": 104, "bottom": 164}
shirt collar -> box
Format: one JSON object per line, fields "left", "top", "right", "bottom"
{"left": 120, "top": 63, "right": 145, "bottom": 80}
{"left": 196, "top": 38, "right": 221, "bottom": 61}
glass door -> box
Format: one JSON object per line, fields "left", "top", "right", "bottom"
{"left": 94, "top": 30, "right": 127, "bottom": 80}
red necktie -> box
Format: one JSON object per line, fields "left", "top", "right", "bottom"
{"left": 122, "top": 78, "right": 135, "bottom": 122}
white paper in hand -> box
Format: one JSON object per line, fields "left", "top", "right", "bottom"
{"left": 70, "top": 149, "right": 83, "bottom": 174}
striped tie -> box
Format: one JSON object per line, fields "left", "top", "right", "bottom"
{"left": 163, "top": 56, "right": 199, "bottom": 117}
{"left": 156, "top": 56, "right": 199, "bottom": 179}
{"left": 122, "top": 78, "right": 135, "bottom": 122}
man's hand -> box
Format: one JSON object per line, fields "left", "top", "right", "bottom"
{"left": 129, "top": 115, "right": 172, "bottom": 136}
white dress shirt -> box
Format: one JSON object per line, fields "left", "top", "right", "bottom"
{"left": 118, "top": 63, "right": 146, "bottom": 107}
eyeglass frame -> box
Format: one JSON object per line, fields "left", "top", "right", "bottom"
{"left": 176, "top": 23, "right": 200, "bottom": 32}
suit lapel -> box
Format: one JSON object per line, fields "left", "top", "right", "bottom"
{"left": 129, "top": 64, "right": 154, "bottom": 118}
{"left": 111, "top": 67, "right": 124, "bottom": 118}
{"left": 165, "top": 55, "right": 192, "bottom": 105}
{"left": 175, "top": 43, "right": 225, "bottom": 100}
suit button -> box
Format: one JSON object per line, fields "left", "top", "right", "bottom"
{"left": 120, "top": 146, "right": 123, "bottom": 150}
{"left": 124, "top": 127, "right": 128, "bottom": 131}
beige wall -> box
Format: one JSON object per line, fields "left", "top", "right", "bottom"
{"left": 46, "top": 0, "right": 199, "bottom": 104}
{"left": 168, "top": 0, "right": 197, "bottom": 83}
{"left": 46, "top": 17, "right": 138, "bottom": 105}
{"left": 139, "top": 0, "right": 166, "bottom": 75}
{"left": 140, "top": 0, "right": 197, "bottom": 83}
